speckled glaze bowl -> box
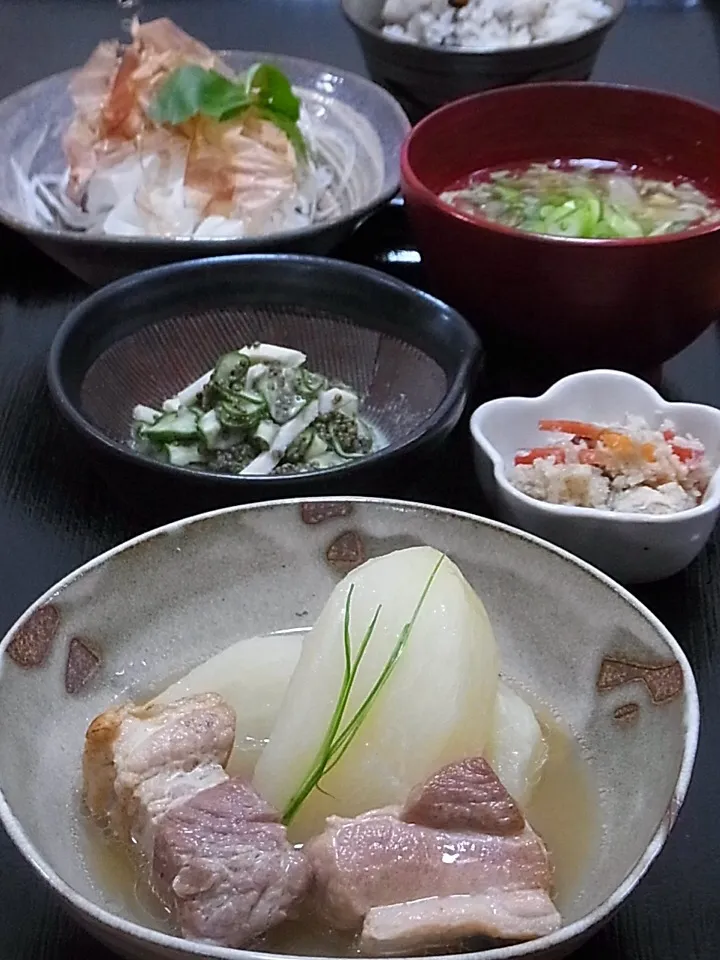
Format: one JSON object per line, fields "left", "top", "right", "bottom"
{"left": 0, "top": 52, "right": 410, "bottom": 286}
{"left": 0, "top": 498, "right": 699, "bottom": 960}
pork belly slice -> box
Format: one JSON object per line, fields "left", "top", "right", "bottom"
{"left": 153, "top": 777, "right": 311, "bottom": 948}
{"left": 306, "top": 757, "right": 561, "bottom": 947}
{"left": 403, "top": 756, "right": 525, "bottom": 835}
{"left": 83, "top": 693, "right": 236, "bottom": 841}
{"left": 361, "top": 891, "right": 563, "bottom": 955}
{"left": 133, "top": 764, "right": 230, "bottom": 859}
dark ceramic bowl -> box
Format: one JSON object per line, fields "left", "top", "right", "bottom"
{"left": 0, "top": 52, "right": 409, "bottom": 287}
{"left": 47, "top": 254, "right": 481, "bottom": 519}
{"left": 401, "top": 82, "right": 720, "bottom": 373}
{"left": 341, "top": 0, "right": 624, "bottom": 123}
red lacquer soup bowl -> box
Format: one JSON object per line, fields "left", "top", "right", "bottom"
{"left": 401, "top": 82, "right": 720, "bottom": 372}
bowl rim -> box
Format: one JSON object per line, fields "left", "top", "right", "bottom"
{"left": 400, "top": 81, "right": 720, "bottom": 248}
{"left": 340, "top": 0, "right": 625, "bottom": 57}
{"left": 0, "top": 494, "right": 700, "bottom": 960}
{"left": 0, "top": 51, "right": 410, "bottom": 248}
{"left": 470, "top": 368, "right": 720, "bottom": 524}
{"left": 46, "top": 253, "right": 481, "bottom": 488}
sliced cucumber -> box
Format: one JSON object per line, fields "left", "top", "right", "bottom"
{"left": 166, "top": 443, "right": 204, "bottom": 467}
{"left": 199, "top": 409, "right": 221, "bottom": 448}
{"left": 141, "top": 409, "right": 198, "bottom": 443}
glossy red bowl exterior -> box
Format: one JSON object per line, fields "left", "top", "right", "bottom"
{"left": 401, "top": 82, "right": 720, "bottom": 372}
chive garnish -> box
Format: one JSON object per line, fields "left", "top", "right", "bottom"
{"left": 281, "top": 553, "right": 445, "bottom": 825}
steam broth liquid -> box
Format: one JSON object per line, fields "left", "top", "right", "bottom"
{"left": 442, "top": 158, "right": 720, "bottom": 238}
{"left": 79, "top": 655, "right": 600, "bottom": 955}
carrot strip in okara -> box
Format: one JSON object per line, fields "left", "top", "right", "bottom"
{"left": 538, "top": 419, "right": 605, "bottom": 441}
{"left": 663, "top": 429, "right": 675, "bottom": 442}
{"left": 514, "top": 447, "right": 566, "bottom": 466}
{"left": 671, "top": 442, "right": 700, "bottom": 463}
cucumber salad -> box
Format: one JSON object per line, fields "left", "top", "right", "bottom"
{"left": 132, "top": 343, "right": 377, "bottom": 476}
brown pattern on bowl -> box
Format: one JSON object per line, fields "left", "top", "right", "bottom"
{"left": 0, "top": 498, "right": 699, "bottom": 960}
{"left": 65, "top": 638, "right": 101, "bottom": 696}
{"left": 6, "top": 603, "right": 60, "bottom": 668}
{"left": 612, "top": 703, "right": 640, "bottom": 724}
{"left": 596, "top": 656, "right": 684, "bottom": 704}
{"left": 300, "top": 502, "right": 354, "bottom": 525}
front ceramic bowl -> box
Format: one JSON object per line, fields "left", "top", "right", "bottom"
{"left": 0, "top": 498, "right": 698, "bottom": 960}
{"left": 470, "top": 370, "right": 720, "bottom": 583}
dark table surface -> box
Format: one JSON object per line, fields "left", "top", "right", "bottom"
{"left": 1, "top": 1, "right": 720, "bottom": 958}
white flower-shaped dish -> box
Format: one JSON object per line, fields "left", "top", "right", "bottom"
{"left": 470, "top": 370, "right": 720, "bottom": 583}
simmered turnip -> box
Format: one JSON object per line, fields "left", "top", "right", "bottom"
{"left": 253, "top": 546, "right": 500, "bottom": 840}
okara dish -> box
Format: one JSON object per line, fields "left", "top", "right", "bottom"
{"left": 511, "top": 416, "right": 712, "bottom": 514}
{"left": 471, "top": 369, "right": 720, "bottom": 582}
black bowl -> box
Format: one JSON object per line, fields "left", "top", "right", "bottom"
{"left": 47, "top": 254, "right": 481, "bottom": 521}
{"left": 341, "top": 0, "right": 625, "bottom": 124}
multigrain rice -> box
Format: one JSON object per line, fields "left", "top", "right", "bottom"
{"left": 381, "top": 0, "right": 613, "bottom": 51}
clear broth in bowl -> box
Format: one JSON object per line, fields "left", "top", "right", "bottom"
{"left": 440, "top": 159, "right": 720, "bottom": 239}
{"left": 76, "top": 639, "right": 601, "bottom": 957}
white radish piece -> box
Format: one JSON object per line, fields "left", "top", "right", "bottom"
{"left": 239, "top": 344, "right": 306, "bottom": 368}
{"left": 253, "top": 546, "right": 500, "bottom": 840}
{"left": 153, "top": 632, "right": 303, "bottom": 778}
{"left": 486, "top": 682, "right": 548, "bottom": 808}
{"left": 240, "top": 399, "right": 320, "bottom": 476}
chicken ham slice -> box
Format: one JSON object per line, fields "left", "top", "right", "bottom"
{"left": 306, "top": 757, "right": 561, "bottom": 951}
{"left": 83, "top": 693, "right": 311, "bottom": 948}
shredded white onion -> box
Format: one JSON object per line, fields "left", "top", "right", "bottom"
{"left": 12, "top": 89, "right": 383, "bottom": 240}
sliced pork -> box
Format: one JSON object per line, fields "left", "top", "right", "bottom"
{"left": 306, "top": 757, "right": 561, "bottom": 950}
{"left": 83, "top": 694, "right": 311, "bottom": 947}
{"left": 361, "top": 891, "right": 562, "bottom": 955}
{"left": 83, "top": 693, "right": 236, "bottom": 841}
{"left": 153, "top": 778, "right": 311, "bottom": 947}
